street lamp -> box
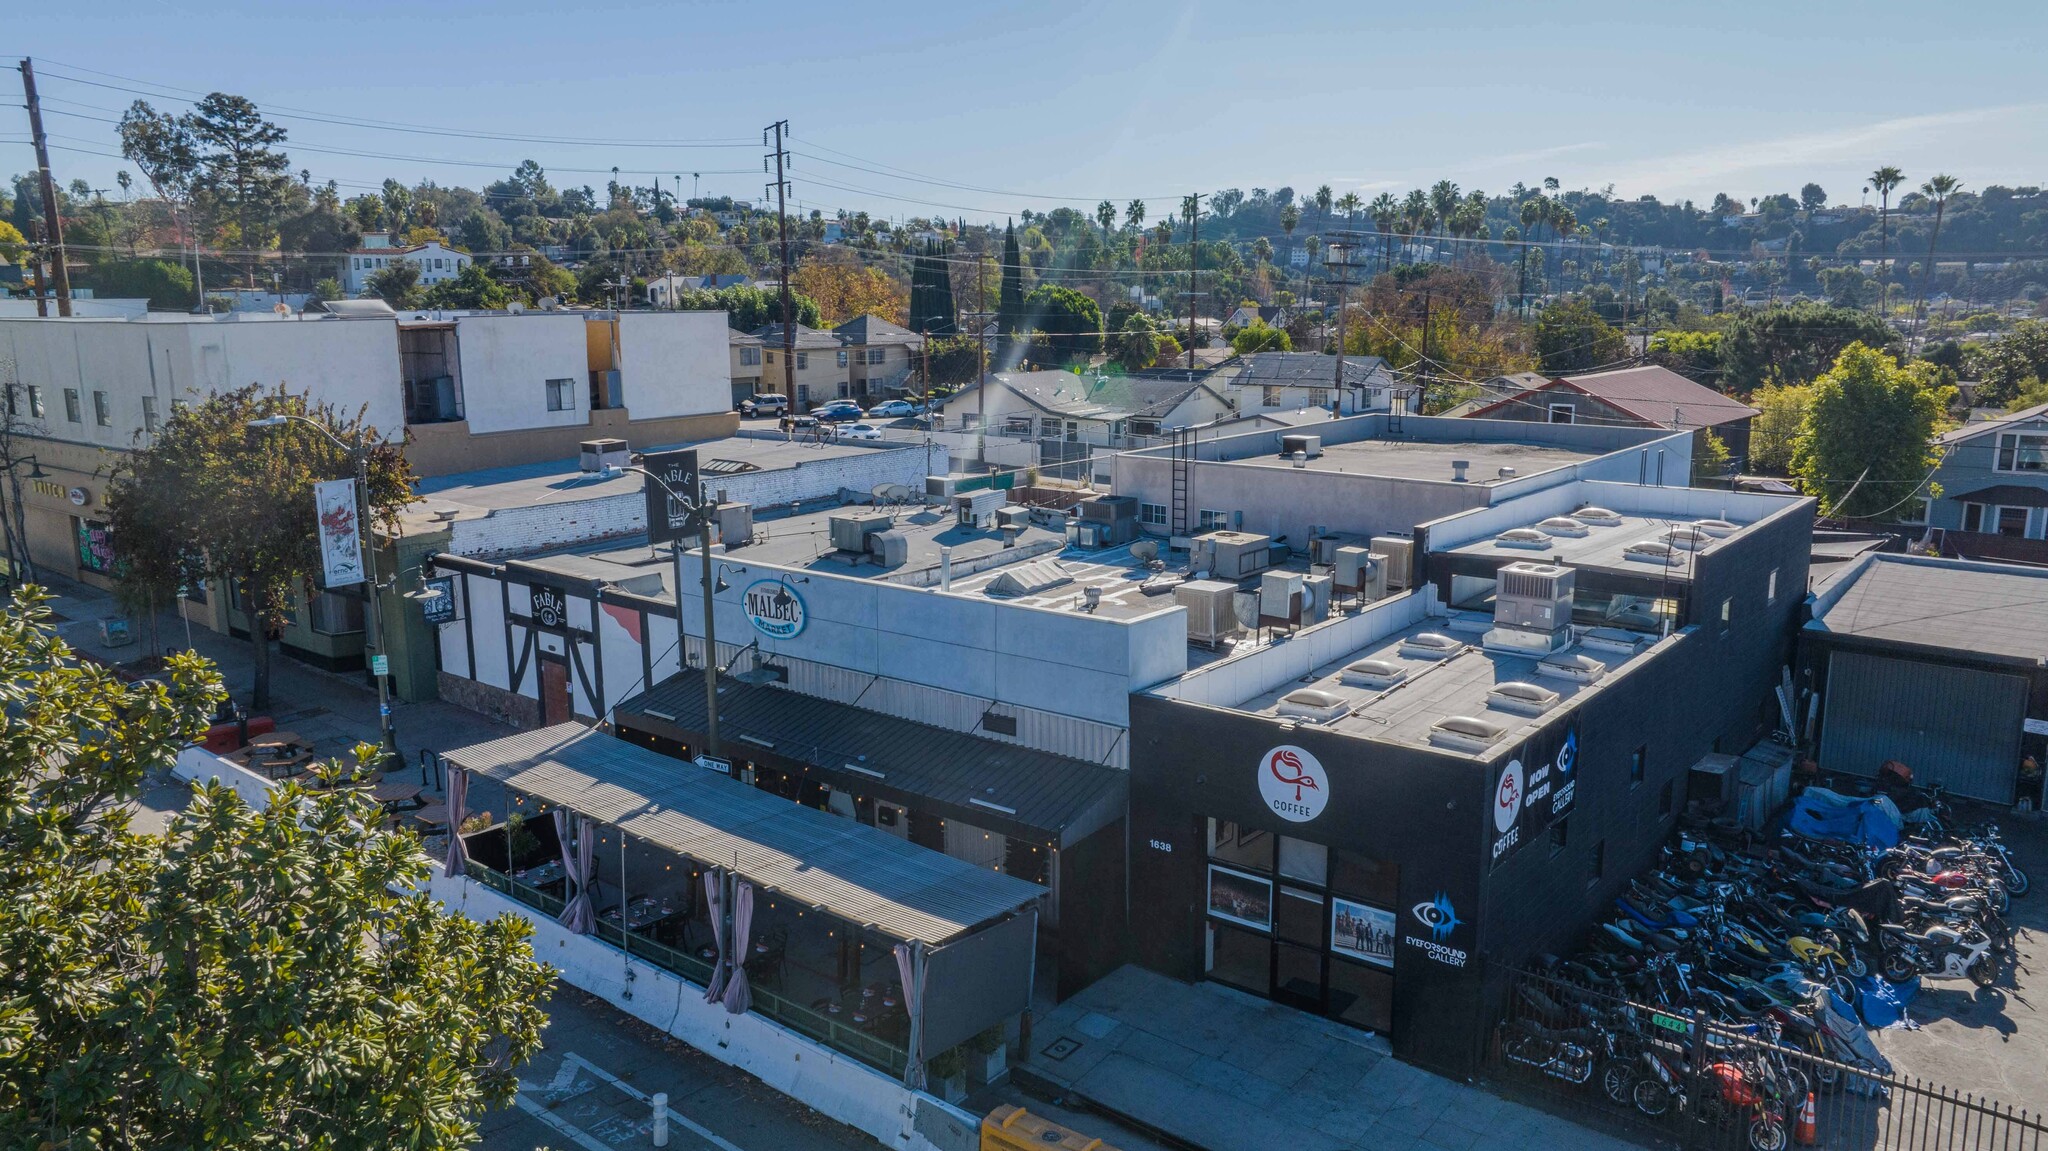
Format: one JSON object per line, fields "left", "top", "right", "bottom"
{"left": 247, "top": 413, "right": 400, "bottom": 768}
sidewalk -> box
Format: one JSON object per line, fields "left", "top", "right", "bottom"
{"left": 1015, "top": 966, "right": 1642, "bottom": 1151}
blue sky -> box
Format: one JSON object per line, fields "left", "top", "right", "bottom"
{"left": 9, "top": 0, "right": 2046, "bottom": 220}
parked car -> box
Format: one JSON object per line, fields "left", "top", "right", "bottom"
{"left": 740, "top": 393, "right": 788, "bottom": 417}
{"left": 867, "top": 399, "right": 915, "bottom": 418}
{"left": 813, "top": 400, "right": 864, "bottom": 423}
{"left": 840, "top": 423, "right": 885, "bottom": 441}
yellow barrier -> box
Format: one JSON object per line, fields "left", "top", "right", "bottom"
{"left": 981, "top": 1104, "right": 1118, "bottom": 1151}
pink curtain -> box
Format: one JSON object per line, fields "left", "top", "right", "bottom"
{"left": 894, "top": 941, "right": 927, "bottom": 1091}
{"left": 722, "top": 882, "right": 754, "bottom": 1015}
{"left": 443, "top": 767, "right": 470, "bottom": 878}
{"left": 555, "top": 812, "right": 596, "bottom": 935}
{"left": 702, "top": 868, "right": 729, "bottom": 1003}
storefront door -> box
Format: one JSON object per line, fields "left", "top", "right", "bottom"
{"left": 539, "top": 658, "right": 572, "bottom": 725}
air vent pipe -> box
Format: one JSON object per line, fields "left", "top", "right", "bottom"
{"left": 940, "top": 545, "right": 953, "bottom": 591}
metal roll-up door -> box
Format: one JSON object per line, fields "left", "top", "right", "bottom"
{"left": 1820, "top": 649, "right": 2025, "bottom": 803}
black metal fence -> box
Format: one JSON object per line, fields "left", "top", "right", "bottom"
{"left": 1482, "top": 966, "right": 2047, "bottom": 1151}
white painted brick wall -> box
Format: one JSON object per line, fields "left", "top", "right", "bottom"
{"left": 447, "top": 443, "right": 937, "bottom": 558}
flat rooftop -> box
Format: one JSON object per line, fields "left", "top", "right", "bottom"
{"left": 1438, "top": 508, "right": 1755, "bottom": 580}
{"left": 1810, "top": 555, "right": 2048, "bottom": 664}
{"left": 1232, "top": 616, "right": 1673, "bottom": 759}
{"left": 412, "top": 433, "right": 908, "bottom": 514}
{"left": 1218, "top": 437, "right": 1601, "bottom": 485}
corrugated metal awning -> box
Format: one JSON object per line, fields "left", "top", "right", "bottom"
{"left": 443, "top": 724, "right": 1046, "bottom": 946}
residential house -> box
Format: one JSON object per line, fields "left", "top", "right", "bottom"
{"left": 934, "top": 369, "right": 1233, "bottom": 446}
{"left": 728, "top": 330, "right": 764, "bottom": 404}
{"left": 1223, "top": 303, "right": 1290, "bottom": 330}
{"left": 1225, "top": 351, "right": 1401, "bottom": 417}
{"left": 644, "top": 273, "right": 752, "bottom": 308}
{"left": 832, "top": 314, "right": 925, "bottom": 401}
{"left": 1463, "top": 364, "right": 1759, "bottom": 468}
{"left": 1438, "top": 370, "right": 1548, "bottom": 418}
{"left": 751, "top": 322, "right": 850, "bottom": 408}
{"left": 341, "top": 238, "right": 471, "bottom": 295}
{"left": 1919, "top": 402, "right": 2048, "bottom": 562}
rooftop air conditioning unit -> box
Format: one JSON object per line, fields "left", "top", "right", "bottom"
{"left": 1581, "top": 627, "right": 1648, "bottom": 654}
{"left": 1197, "top": 530, "right": 1274, "bottom": 579}
{"left": 1623, "top": 539, "right": 1683, "bottom": 565}
{"left": 1340, "top": 658, "right": 1407, "bottom": 689}
{"left": 925, "top": 475, "right": 963, "bottom": 500}
{"left": 1276, "top": 688, "right": 1349, "bottom": 724}
{"left": 1537, "top": 651, "right": 1608, "bottom": 685}
{"left": 1279, "top": 433, "right": 1323, "bottom": 460}
{"left": 1693, "top": 518, "right": 1740, "bottom": 538}
{"left": 1487, "top": 681, "right": 1561, "bottom": 716}
{"left": 1496, "top": 527, "right": 1554, "bottom": 550}
{"left": 954, "top": 488, "right": 1007, "bottom": 530}
{"left": 1400, "top": 632, "right": 1464, "bottom": 660}
{"left": 829, "top": 511, "right": 892, "bottom": 553}
{"left": 579, "top": 438, "right": 631, "bottom": 473}
{"left": 1429, "top": 715, "right": 1508, "bottom": 752}
{"left": 1575, "top": 506, "right": 1623, "bottom": 526}
{"left": 1259, "top": 570, "right": 1305, "bottom": 629}
{"left": 1175, "top": 579, "right": 1244, "bottom": 648}
{"left": 1333, "top": 547, "right": 1387, "bottom": 602}
{"left": 1369, "top": 536, "right": 1415, "bottom": 590}
{"left": 1310, "top": 533, "right": 1349, "bottom": 566}
{"left": 1535, "top": 516, "right": 1592, "bottom": 538}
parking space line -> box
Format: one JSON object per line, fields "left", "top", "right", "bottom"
{"left": 562, "top": 1050, "right": 748, "bottom": 1151}
{"left": 514, "top": 1093, "right": 616, "bottom": 1151}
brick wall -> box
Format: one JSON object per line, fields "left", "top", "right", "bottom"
{"left": 437, "top": 671, "right": 539, "bottom": 728}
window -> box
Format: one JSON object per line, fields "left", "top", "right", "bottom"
{"left": 545, "top": 378, "right": 575, "bottom": 411}
{"left": 27, "top": 385, "right": 44, "bottom": 419}
{"left": 836, "top": 350, "right": 849, "bottom": 368}
{"left": 308, "top": 590, "right": 365, "bottom": 635}
{"left": 1963, "top": 502, "right": 1986, "bottom": 532}
{"left": 3, "top": 385, "right": 14, "bottom": 418}
{"left": 1898, "top": 496, "right": 1930, "bottom": 525}
{"left": 1767, "top": 568, "right": 1779, "bottom": 604}
{"left": 1277, "top": 836, "right": 1328, "bottom": 885}
{"left": 92, "top": 391, "right": 111, "bottom": 427}
{"left": 1995, "top": 432, "right": 2048, "bottom": 472}
{"left": 1720, "top": 597, "right": 1732, "bottom": 624}
{"left": 141, "top": 396, "right": 159, "bottom": 434}
{"left": 1997, "top": 505, "right": 2031, "bottom": 538}
{"left": 63, "top": 389, "right": 80, "bottom": 423}
{"left": 1040, "top": 417, "right": 1062, "bottom": 439}
{"left": 1207, "top": 818, "right": 1271, "bottom": 871}
{"left": 1630, "top": 745, "right": 1646, "bottom": 785}
{"left": 1304, "top": 389, "right": 1328, "bottom": 409}
{"left": 1262, "top": 385, "right": 1284, "bottom": 407}
{"left": 1139, "top": 502, "right": 1167, "bottom": 527}
{"left": 797, "top": 352, "right": 811, "bottom": 370}
{"left": 1659, "top": 779, "right": 1675, "bottom": 816}
{"left": 764, "top": 352, "right": 775, "bottom": 365}
{"left": 1547, "top": 403, "right": 1576, "bottom": 424}
{"left": 1198, "top": 509, "right": 1230, "bottom": 530}
{"left": 796, "top": 384, "right": 811, "bottom": 403}
{"left": 866, "top": 348, "right": 886, "bottom": 365}
{"left": 740, "top": 347, "right": 761, "bottom": 367}
{"left": 1550, "top": 817, "right": 1570, "bottom": 852}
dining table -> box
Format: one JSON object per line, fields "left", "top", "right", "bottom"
{"left": 601, "top": 895, "right": 679, "bottom": 933}
{"left": 511, "top": 859, "right": 567, "bottom": 892}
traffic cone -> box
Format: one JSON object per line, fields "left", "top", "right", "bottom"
{"left": 1794, "top": 1091, "right": 1819, "bottom": 1146}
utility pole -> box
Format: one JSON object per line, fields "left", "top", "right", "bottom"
{"left": 27, "top": 221, "right": 47, "bottom": 318}
{"left": 1327, "top": 231, "right": 1363, "bottom": 414}
{"left": 1186, "top": 193, "right": 1204, "bottom": 371}
{"left": 765, "top": 121, "right": 795, "bottom": 405}
{"left": 976, "top": 257, "right": 988, "bottom": 465}
{"left": 1419, "top": 289, "right": 1433, "bottom": 413}
{"left": 20, "top": 59, "right": 72, "bottom": 317}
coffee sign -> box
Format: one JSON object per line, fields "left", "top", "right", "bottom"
{"left": 1257, "top": 744, "right": 1328, "bottom": 823}
{"left": 1490, "top": 717, "right": 1581, "bottom": 870}
{"left": 741, "top": 579, "right": 806, "bottom": 640}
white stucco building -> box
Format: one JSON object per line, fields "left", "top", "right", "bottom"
{"left": 341, "top": 239, "right": 472, "bottom": 295}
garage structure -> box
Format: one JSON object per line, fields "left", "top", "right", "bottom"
{"left": 1803, "top": 554, "right": 2048, "bottom": 804}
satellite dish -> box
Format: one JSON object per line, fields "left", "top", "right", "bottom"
{"left": 884, "top": 483, "right": 911, "bottom": 503}
{"left": 871, "top": 482, "right": 896, "bottom": 505}
{"left": 1233, "top": 591, "right": 1261, "bottom": 631}
{"left": 1131, "top": 539, "right": 1160, "bottom": 563}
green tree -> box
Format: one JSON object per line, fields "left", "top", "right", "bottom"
{"left": 1096, "top": 200, "right": 1117, "bottom": 242}
{"left": 185, "top": 93, "right": 294, "bottom": 286}
{"left": 1125, "top": 199, "right": 1145, "bottom": 232}
{"left": 1021, "top": 283, "right": 1102, "bottom": 363}
{"left": 105, "top": 385, "right": 415, "bottom": 708}
{"left": 1231, "top": 322, "right": 1292, "bottom": 354}
{"left": 677, "top": 283, "right": 820, "bottom": 330}
{"left": 1532, "top": 297, "right": 1625, "bottom": 373}
{"left": 1748, "top": 382, "right": 1814, "bottom": 474}
{"left": 312, "top": 276, "right": 343, "bottom": 302}
{"left": 1647, "top": 329, "right": 1723, "bottom": 384}
{"left": 87, "top": 259, "right": 195, "bottom": 311}
{"left": 1800, "top": 183, "right": 1828, "bottom": 212}
{"left": 1112, "top": 314, "right": 1161, "bottom": 372}
{"left": 365, "top": 261, "right": 422, "bottom": 307}
{"left": 997, "top": 221, "right": 1027, "bottom": 344}
{"left": 0, "top": 220, "right": 25, "bottom": 262}
{"left": 1721, "top": 302, "right": 1894, "bottom": 392}
{"left": 1692, "top": 428, "right": 1732, "bottom": 482}
{"left": 0, "top": 590, "right": 551, "bottom": 1150}
{"left": 423, "top": 263, "right": 513, "bottom": 310}
{"left": 1792, "top": 343, "right": 1952, "bottom": 517}
{"left": 1967, "top": 320, "right": 2048, "bottom": 407}
{"left": 1910, "top": 174, "right": 1963, "bottom": 347}
{"left": 458, "top": 208, "right": 510, "bottom": 254}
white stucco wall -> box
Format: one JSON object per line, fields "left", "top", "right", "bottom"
{"left": 617, "top": 311, "right": 732, "bottom": 420}
{"left": 454, "top": 313, "right": 591, "bottom": 435}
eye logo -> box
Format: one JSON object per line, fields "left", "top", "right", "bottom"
{"left": 1256, "top": 745, "right": 1328, "bottom": 823}
{"left": 1494, "top": 759, "right": 1524, "bottom": 835}
{"left": 1555, "top": 728, "right": 1578, "bottom": 776}
{"left": 1412, "top": 893, "right": 1462, "bottom": 943}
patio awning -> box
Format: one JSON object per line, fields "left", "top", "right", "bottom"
{"left": 615, "top": 676, "right": 1128, "bottom": 848}
{"left": 442, "top": 724, "right": 1046, "bottom": 947}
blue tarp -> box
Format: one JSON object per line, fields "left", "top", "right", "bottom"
{"left": 1857, "top": 975, "right": 1920, "bottom": 1030}
{"left": 1790, "top": 787, "right": 1903, "bottom": 848}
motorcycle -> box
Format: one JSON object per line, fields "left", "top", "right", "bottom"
{"left": 1633, "top": 1044, "right": 1791, "bottom": 1151}
{"left": 1501, "top": 1017, "right": 1597, "bottom": 1085}
{"left": 1877, "top": 921, "right": 1997, "bottom": 986}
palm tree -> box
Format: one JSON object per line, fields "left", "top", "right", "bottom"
{"left": 1336, "top": 191, "right": 1362, "bottom": 226}
{"left": 1912, "top": 174, "right": 1962, "bottom": 349}
{"left": 1125, "top": 199, "right": 1146, "bottom": 232}
{"left": 1869, "top": 165, "right": 1904, "bottom": 314}
{"left": 1430, "top": 180, "right": 1460, "bottom": 255}
{"left": 1313, "top": 184, "right": 1334, "bottom": 240}
{"left": 1518, "top": 197, "right": 1545, "bottom": 310}
{"left": 1401, "top": 189, "right": 1429, "bottom": 263}
{"left": 1096, "top": 199, "right": 1117, "bottom": 243}
{"left": 1369, "top": 192, "right": 1399, "bottom": 270}
{"left": 1279, "top": 203, "right": 1301, "bottom": 241}
{"left": 1549, "top": 202, "right": 1577, "bottom": 291}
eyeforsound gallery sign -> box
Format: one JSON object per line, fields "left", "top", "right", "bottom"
{"left": 1489, "top": 717, "right": 1580, "bottom": 870}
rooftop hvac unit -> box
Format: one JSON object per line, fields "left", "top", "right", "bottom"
{"left": 1495, "top": 527, "right": 1554, "bottom": 550}
{"left": 1279, "top": 434, "right": 1323, "bottom": 460}
{"left": 1174, "top": 579, "right": 1243, "bottom": 647}
{"left": 1535, "top": 516, "right": 1592, "bottom": 538}
{"left": 1487, "top": 561, "right": 1576, "bottom": 656}
{"left": 867, "top": 530, "right": 909, "bottom": 567}
{"left": 829, "top": 511, "right": 893, "bottom": 553}
{"left": 578, "top": 438, "right": 631, "bottom": 473}
{"left": 1078, "top": 494, "right": 1139, "bottom": 527}
{"left": 1486, "top": 681, "right": 1561, "bottom": 716}
{"left": 1400, "top": 632, "right": 1464, "bottom": 660}
{"left": 996, "top": 506, "right": 1031, "bottom": 530}
{"left": 1276, "top": 688, "right": 1349, "bottom": 724}
{"left": 1369, "top": 536, "right": 1414, "bottom": 590}
{"left": 1333, "top": 547, "right": 1387, "bottom": 602}
{"left": 1303, "top": 573, "right": 1334, "bottom": 623}
{"left": 715, "top": 502, "right": 755, "bottom": 548}
{"left": 954, "top": 488, "right": 1007, "bottom": 530}
{"left": 1258, "top": 570, "right": 1305, "bottom": 629}
{"left": 925, "top": 475, "right": 963, "bottom": 500}
{"left": 1192, "top": 530, "right": 1274, "bottom": 579}
{"left": 1341, "top": 658, "right": 1407, "bottom": 689}
{"left": 1537, "top": 651, "right": 1608, "bottom": 684}
{"left": 1429, "top": 715, "right": 1508, "bottom": 752}
{"left": 1574, "top": 506, "right": 1623, "bottom": 526}
{"left": 1310, "top": 533, "right": 1349, "bottom": 566}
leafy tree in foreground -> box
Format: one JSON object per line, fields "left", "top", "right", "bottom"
{"left": 1020, "top": 283, "right": 1101, "bottom": 363}
{"left": 1967, "top": 320, "right": 2048, "bottom": 407}
{"left": 0, "top": 591, "right": 552, "bottom": 1149}
{"left": 1532, "top": 297, "right": 1625, "bottom": 374}
{"left": 1792, "top": 343, "right": 1952, "bottom": 518}
{"left": 1720, "top": 302, "right": 1894, "bottom": 393}
{"left": 1747, "top": 382, "right": 1814, "bottom": 475}
{"left": 1231, "top": 322, "right": 1291, "bottom": 354}
{"left": 365, "top": 260, "right": 422, "bottom": 307}
{"left": 423, "top": 263, "right": 513, "bottom": 311}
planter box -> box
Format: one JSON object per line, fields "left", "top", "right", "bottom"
{"left": 971, "top": 1045, "right": 1007, "bottom": 1086}
{"left": 936, "top": 1072, "right": 967, "bottom": 1105}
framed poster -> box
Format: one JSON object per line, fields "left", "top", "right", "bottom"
{"left": 1206, "top": 864, "right": 1273, "bottom": 931}
{"left": 1331, "top": 897, "right": 1395, "bottom": 970}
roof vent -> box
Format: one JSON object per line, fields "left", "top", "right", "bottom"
{"left": 1498, "top": 466, "right": 1518, "bottom": 479}
{"left": 1664, "top": 524, "right": 1713, "bottom": 550}
{"left": 1692, "top": 518, "right": 1740, "bottom": 538}
{"left": 1623, "top": 539, "right": 1683, "bottom": 565}
{"left": 1581, "top": 627, "right": 1648, "bottom": 654}
{"left": 1340, "top": 658, "right": 1408, "bottom": 689}
{"left": 1495, "top": 527, "right": 1554, "bottom": 550}
{"left": 1535, "top": 516, "right": 1592, "bottom": 537}
{"left": 1575, "top": 506, "right": 1623, "bottom": 526}
{"left": 1277, "top": 688, "right": 1351, "bottom": 724}
{"left": 1537, "top": 651, "right": 1608, "bottom": 684}
{"left": 1429, "top": 715, "right": 1507, "bottom": 752}
{"left": 1400, "top": 632, "right": 1465, "bottom": 660}
{"left": 1487, "top": 680, "right": 1561, "bottom": 716}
